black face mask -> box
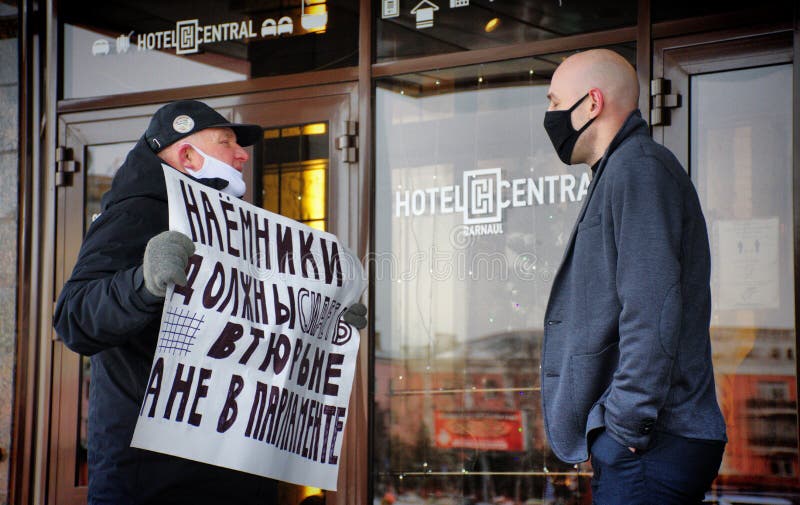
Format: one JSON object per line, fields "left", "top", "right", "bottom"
{"left": 543, "top": 93, "right": 596, "bottom": 165}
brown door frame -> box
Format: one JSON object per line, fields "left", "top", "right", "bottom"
{"left": 653, "top": 23, "right": 799, "bottom": 486}
{"left": 652, "top": 25, "right": 794, "bottom": 162}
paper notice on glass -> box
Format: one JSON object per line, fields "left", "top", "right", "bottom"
{"left": 716, "top": 217, "right": 779, "bottom": 310}
{"left": 131, "top": 167, "right": 366, "bottom": 490}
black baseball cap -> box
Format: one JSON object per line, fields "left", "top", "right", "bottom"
{"left": 145, "top": 99, "right": 262, "bottom": 153}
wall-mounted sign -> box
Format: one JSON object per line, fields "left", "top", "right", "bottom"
{"left": 92, "top": 5, "right": 328, "bottom": 56}
{"left": 411, "top": 0, "right": 439, "bottom": 29}
{"left": 394, "top": 167, "right": 591, "bottom": 237}
{"left": 382, "top": 0, "right": 400, "bottom": 19}
{"left": 435, "top": 411, "right": 526, "bottom": 451}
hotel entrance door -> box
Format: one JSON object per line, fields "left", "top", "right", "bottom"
{"left": 655, "top": 29, "right": 798, "bottom": 500}
{"left": 50, "top": 84, "right": 360, "bottom": 505}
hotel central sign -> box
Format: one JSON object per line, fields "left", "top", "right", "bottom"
{"left": 92, "top": 9, "right": 329, "bottom": 56}
{"left": 394, "top": 167, "right": 591, "bottom": 236}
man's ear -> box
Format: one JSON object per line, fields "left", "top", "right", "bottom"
{"left": 588, "top": 88, "right": 604, "bottom": 118}
{"left": 178, "top": 143, "right": 200, "bottom": 171}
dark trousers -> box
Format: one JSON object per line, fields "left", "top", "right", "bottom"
{"left": 589, "top": 429, "right": 725, "bottom": 505}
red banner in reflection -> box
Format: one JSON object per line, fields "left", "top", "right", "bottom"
{"left": 434, "top": 411, "right": 525, "bottom": 451}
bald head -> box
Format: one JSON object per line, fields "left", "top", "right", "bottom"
{"left": 546, "top": 49, "right": 639, "bottom": 166}
{"left": 554, "top": 49, "right": 639, "bottom": 112}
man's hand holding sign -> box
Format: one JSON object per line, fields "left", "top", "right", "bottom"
{"left": 134, "top": 168, "right": 366, "bottom": 491}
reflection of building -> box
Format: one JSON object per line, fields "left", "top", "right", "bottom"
{"left": 713, "top": 327, "right": 799, "bottom": 493}
{"left": 376, "top": 331, "right": 541, "bottom": 446}
{"left": 374, "top": 331, "right": 589, "bottom": 502}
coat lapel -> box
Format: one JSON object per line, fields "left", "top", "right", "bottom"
{"left": 546, "top": 110, "right": 646, "bottom": 302}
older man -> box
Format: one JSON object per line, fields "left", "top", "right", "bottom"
{"left": 540, "top": 50, "right": 727, "bottom": 504}
{"left": 54, "top": 100, "right": 366, "bottom": 504}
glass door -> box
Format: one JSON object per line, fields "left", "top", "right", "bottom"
{"left": 372, "top": 46, "right": 635, "bottom": 505}
{"left": 51, "top": 86, "right": 358, "bottom": 505}
{"left": 654, "top": 30, "right": 798, "bottom": 502}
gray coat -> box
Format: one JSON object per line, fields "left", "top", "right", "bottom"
{"left": 541, "top": 111, "right": 727, "bottom": 464}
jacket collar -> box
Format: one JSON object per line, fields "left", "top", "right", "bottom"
{"left": 545, "top": 109, "right": 648, "bottom": 317}
{"left": 595, "top": 109, "right": 648, "bottom": 176}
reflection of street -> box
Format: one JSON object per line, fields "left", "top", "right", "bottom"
{"left": 712, "top": 326, "right": 800, "bottom": 502}
{"left": 373, "top": 331, "right": 591, "bottom": 505}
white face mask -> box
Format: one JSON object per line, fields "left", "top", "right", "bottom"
{"left": 183, "top": 142, "right": 246, "bottom": 197}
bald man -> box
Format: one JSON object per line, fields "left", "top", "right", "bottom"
{"left": 540, "top": 50, "right": 727, "bottom": 504}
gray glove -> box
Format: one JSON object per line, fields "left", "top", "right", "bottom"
{"left": 342, "top": 303, "right": 367, "bottom": 330}
{"left": 142, "top": 230, "right": 195, "bottom": 298}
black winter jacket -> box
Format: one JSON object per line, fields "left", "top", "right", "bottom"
{"left": 54, "top": 137, "right": 276, "bottom": 505}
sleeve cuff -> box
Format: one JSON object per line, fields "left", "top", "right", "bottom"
{"left": 133, "top": 265, "right": 164, "bottom": 305}
{"left": 604, "top": 412, "right": 654, "bottom": 450}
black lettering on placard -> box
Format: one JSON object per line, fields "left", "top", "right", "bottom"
{"left": 269, "top": 388, "right": 290, "bottom": 445}
{"left": 253, "top": 280, "right": 268, "bottom": 325}
{"left": 257, "top": 332, "right": 291, "bottom": 374}
{"left": 217, "top": 374, "right": 244, "bottom": 433}
{"left": 188, "top": 368, "right": 212, "bottom": 426}
{"left": 308, "top": 347, "right": 325, "bottom": 394}
{"left": 141, "top": 357, "right": 164, "bottom": 418}
{"left": 180, "top": 180, "right": 205, "bottom": 244}
{"left": 320, "top": 238, "right": 342, "bottom": 287}
{"left": 289, "top": 337, "right": 304, "bottom": 381}
{"left": 218, "top": 267, "right": 239, "bottom": 315}
{"left": 203, "top": 262, "right": 225, "bottom": 308}
{"left": 280, "top": 392, "right": 299, "bottom": 451}
{"left": 328, "top": 407, "right": 346, "bottom": 464}
{"left": 319, "top": 300, "right": 342, "bottom": 341}
{"left": 240, "top": 272, "right": 253, "bottom": 322}
{"left": 299, "top": 230, "right": 319, "bottom": 280}
{"left": 207, "top": 321, "right": 243, "bottom": 359}
{"left": 320, "top": 405, "right": 337, "bottom": 464}
{"left": 200, "top": 191, "right": 224, "bottom": 252}
{"left": 239, "top": 207, "right": 253, "bottom": 263}
{"left": 260, "top": 385, "right": 281, "bottom": 441}
{"left": 254, "top": 216, "right": 271, "bottom": 269}
{"left": 276, "top": 224, "right": 295, "bottom": 275}
{"left": 297, "top": 288, "right": 320, "bottom": 335}
{"left": 172, "top": 254, "right": 203, "bottom": 305}
{"left": 313, "top": 297, "right": 330, "bottom": 338}
{"left": 220, "top": 199, "right": 240, "bottom": 258}
{"left": 323, "top": 353, "right": 344, "bottom": 396}
{"left": 296, "top": 342, "right": 311, "bottom": 387}
{"left": 309, "top": 401, "right": 323, "bottom": 461}
{"left": 294, "top": 397, "right": 310, "bottom": 455}
{"left": 245, "top": 381, "right": 269, "bottom": 439}
{"left": 272, "top": 284, "right": 295, "bottom": 328}
{"left": 164, "top": 363, "right": 195, "bottom": 422}
{"left": 239, "top": 327, "right": 264, "bottom": 365}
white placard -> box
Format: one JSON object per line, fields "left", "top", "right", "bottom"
{"left": 131, "top": 167, "right": 365, "bottom": 490}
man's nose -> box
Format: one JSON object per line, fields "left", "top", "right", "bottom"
{"left": 234, "top": 144, "right": 249, "bottom": 162}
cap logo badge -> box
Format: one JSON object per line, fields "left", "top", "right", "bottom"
{"left": 172, "top": 115, "right": 195, "bottom": 134}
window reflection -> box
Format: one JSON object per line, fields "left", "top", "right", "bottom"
{"left": 377, "top": 0, "right": 636, "bottom": 63}
{"left": 374, "top": 50, "right": 634, "bottom": 504}
{"left": 85, "top": 143, "right": 136, "bottom": 229}
{"left": 61, "top": 0, "right": 358, "bottom": 99}
{"left": 261, "top": 122, "right": 329, "bottom": 231}
{"left": 691, "top": 64, "right": 798, "bottom": 500}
